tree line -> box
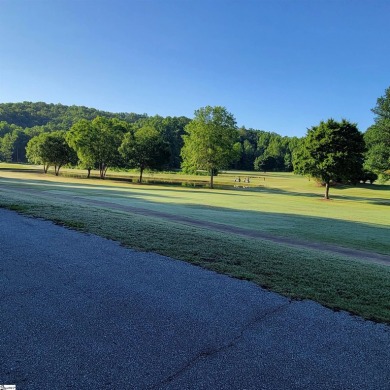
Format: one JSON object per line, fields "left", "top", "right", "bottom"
{"left": 0, "top": 87, "right": 389, "bottom": 197}
{"left": 0, "top": 102, "right": 301, "bottom": 172}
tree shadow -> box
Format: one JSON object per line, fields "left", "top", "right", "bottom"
{"left": 1, "top": 174, "right": 389, "bottom": 255}
{"left": 1, "top": 172, "right": 389, "bottom": 204}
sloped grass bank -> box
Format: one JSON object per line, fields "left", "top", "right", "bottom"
{"left": 0, "top": 191, "right": 389, "bottom": 324}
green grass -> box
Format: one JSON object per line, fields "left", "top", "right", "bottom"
{"left": 1, "top": 163, "right": 389, "bottom": 253}
{"left": 0, "top": 163, "right": 390, "bottom": 323}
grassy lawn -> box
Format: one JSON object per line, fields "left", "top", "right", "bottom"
{"left": 1, "top": 163, "right": 390, "bottom": 323}
{"left": 1, "top": 163, "right": 389, "bottom": 253}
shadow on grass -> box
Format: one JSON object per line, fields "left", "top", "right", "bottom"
{"left": 1, "top": 172, "right": 389, "bottom": 204}
{"left": 1, "top": 175, "right": 389, "bottom": 256}
{"left": 0, "top": 167, "right": 44, "bottom": 174}
{"left": 2, "top": 167, "right": 388, "bottom": 201}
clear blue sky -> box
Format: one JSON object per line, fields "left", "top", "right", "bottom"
{"left": 0, "top": 0, "right": 389, "bottom": 137}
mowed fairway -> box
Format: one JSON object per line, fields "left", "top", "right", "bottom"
{"left": 1, "top": 163, "right": 390, "bottom": 322}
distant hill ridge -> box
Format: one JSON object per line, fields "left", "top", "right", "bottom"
{"left": 0, "top": 101, "right": 147, "bottom": 130}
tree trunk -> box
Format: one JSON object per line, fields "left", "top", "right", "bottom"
{"left": 87, "top": 168, "right": 91, "bottom": 179}
{"left": 210, "top": 171, "right": 214, "bottom": 189}
{"left": 43, "top": 164, "right": 49, "bottom": 173}
{"left": 139, "top": 167, "right": 144, "bottom": 183}
{"left": 325, "top": 182, "right": 330, "bottom": 199}
{"left": 99, "top": 163, "right": 105, "bottom": 179}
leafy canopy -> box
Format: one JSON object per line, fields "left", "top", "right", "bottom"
{"left": 119, "top": 125, "right": 170, "bottom": 182}
{"left": 66, "top": 116, "right": 128, "bottom": 178}
{"left": 365, "top": 87, "right": 390, "bottom": 182}
{"left": 181, "top": 106, "right": 239, "bottom": 187}
{"left": 26, "top": 131, "right": 76, "bottom": 174}
{"left": 294, "top": 119, "right": 365, "bottom": 198}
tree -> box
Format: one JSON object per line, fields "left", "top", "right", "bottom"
{"left": 364, "top": 87, "right": 390, "bottom": 182}
{"left": 0, "top": 132, "right": 16, "bottom": 162}
{"left": 235, "top": 127, "right": 258, "bottom": 170}
{"left": 42, "top": 131, "right": 77, "bottom": 175}
{"left": 26, "top": 132, "right": 77, "bottom": 175}
{"left": 254, "top": 155, "right": 282, "bottom": 172}
{"left": 364, "top": 119, "right": 390, "bottom": 182}
{"left": 130, "top": 115, "right": 190, "bottom": 169}
{"left": 293, "top": 119, "right": 365, "bottom": 199}
{"left": 181, "top": 106, "right": 239, "bottom": 188}
{"left": 66, "top": 116, "right": 126, "bottom": 179}
{"left": 119, "top": 125, "right": 170, "bottom": 183}
{"left": 26, "top": 133, "right": 51, "bottom": 172}
{"left": 11, "top": 129, "right": 31, "bottom": 162}
{"left": 253, "top": 131, "right": 298, "bottom": 172}
{"left": 372, "top": 86, "right": 390, "bottom": 120}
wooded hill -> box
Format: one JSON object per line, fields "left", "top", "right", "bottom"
{"left": 0, "top": 101, "right": 146, "bottom": 130}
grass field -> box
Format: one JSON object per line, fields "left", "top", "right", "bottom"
{"left": 1, "top": 163, "right": 389, "bottom": 323}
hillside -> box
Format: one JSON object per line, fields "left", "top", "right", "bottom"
{"left": 0, "top": 101, "right": 147, "bottom": 130}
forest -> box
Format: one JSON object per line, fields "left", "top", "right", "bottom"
{"left": 0, "top": 87, "right": 389, "bottom": 188}
{"left": 0, "top": 101, "right": 299, "bottom": 172}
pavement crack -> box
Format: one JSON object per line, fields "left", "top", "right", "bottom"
{"left": 147, "top": 300, "right": 291, "bottom": 390}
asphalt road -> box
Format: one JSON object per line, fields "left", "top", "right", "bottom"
{"left": 0, "top": 208, "right": 389, "bottom": 390}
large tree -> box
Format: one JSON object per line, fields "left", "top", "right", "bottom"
{"left": 66, "top": 116, "right": 127, "bottom": 179}
{"left": 364, "top": 87, "right": 390, "bottom": 182}
{"left": 26, "top": 132, "right": 51, "bottom": 172}
{"left": 42, "top": 131, "right": 77, "bottom": 176}
{"left": 26, "top": 131, "right": 77, "bottom": 175}
{"left": 130, "top": 115, "right": 190, "bottom": 169}
{"left": 293, "top": 119, "right": 365, "bottom": 199}
{"left": 181, "top": 106, "right": 239, "bottom": 188}
{"left": 119, "top": 125, "right": 170, "bottom": 183}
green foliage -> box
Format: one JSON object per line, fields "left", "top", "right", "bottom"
{"left": 0, "top": 122, "right": 31, "bottom": 162}
{"left": 26, "top": 131, "right": 77, "bottom": 175}
{"left": 1, "top": 101, "right": 304, "bottom": 172}
{"left": 42, "top": 132, "right": 78, "bottom": 175}
{"left": 181, "top": 106, "right": 239, "bottom": 188}
{"left": 119, "top": 125, "right": 171, "bottom": 182}
{"left": 364, "top": 120, "right": 390, "bottom": 182}
{"left": 26, "top": 132, "right": 50, "bottom": 171}
{"left": 364, "top": 87, "right": 390, "bottom": 182}
{"left": 233, "top": 127, "right": 300, "bottom": 172}
{"left": 372, "top": 86, "right": 390, "bottom": 120}
{"left": 11, "top": 129, "right": 31, "bottom": 162}
{"left": 294, "top": 119, "right": 365, "bottom": 199}
{"left": 0, "top": 121, "right": 23, "bottom": 137}
{"left": 131, "top": 115, "right": 190, "bottom": 169}
{"left": 0, "top": 132, "right": 16, "bottom": 162}
{"left": 66, "top": 116, "right": 127, "bottom": 178}
{"left": 234, "top": 127, "right": 258, "bottom": 170}
{"left": 252, "top": 131, "right": 300, "bottom": 172}
{"left": 0, "top": 101, "right": 146, "bottom": 130}
{"left": 254, "top": 155, "right": 283, "bottom": 172}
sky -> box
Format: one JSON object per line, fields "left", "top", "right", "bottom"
{"left": 0, "top": 0, "right": 389, "bottom": 137}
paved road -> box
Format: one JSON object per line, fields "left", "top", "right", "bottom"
{"left": 0, "top": 209, "right": 389, "bottom": 390}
